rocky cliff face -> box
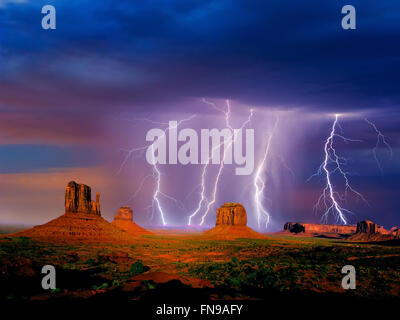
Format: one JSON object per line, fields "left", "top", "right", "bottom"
{"left": 349, "top": 220, "right": 398, "bottom": 241}
{"left": 216, "top": 203, "right": 247, "bottom": 226}
{"left": 283, "top": 222, "right": 356, "bottom": 234}
{"left": 303, "top": 223, "right": 356, "bottom": 234}
{"left": 356, "top": 220, "right": 377, "bottom": 234}
{"left": 282, "top": 220, "right": 399, "bottom": 242}
{"left": 355, "top": 221, "right": 396, "bottom": 236}
{"left": 65, "top": 181, "right": 100, "bottom": 215}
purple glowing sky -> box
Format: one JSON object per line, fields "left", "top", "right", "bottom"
{"left": 0, "top": 1, "right": 399, "bottom": 230}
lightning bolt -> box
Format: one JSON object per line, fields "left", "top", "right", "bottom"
{"left": 364, "top": 118, "right": 393, "bottom": 175}
{"left": 199, "top": 104, "right": 254, "bottom": 225}
{"left": 186, "top": 100, "right": 224, "bottom": 226}
{"left": 119, "top": 115, "right": 196, "bottom": 226}
{"left": 187, "top": 99, "right": 254, "bottom": 225}
{"left": 310, "top": 114, "right": 368, "bottom": 224}
{"left": 253, "top": 118, "right": 278, "bottom": 229}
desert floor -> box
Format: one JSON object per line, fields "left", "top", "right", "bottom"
{"left": 1, "top": 231, "right": 400, "bottom": 302}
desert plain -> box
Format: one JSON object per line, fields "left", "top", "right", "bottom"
{"left": 1, "top": 182, "right": 399, "bottom": 305}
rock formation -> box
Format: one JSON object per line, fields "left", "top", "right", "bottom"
{"left": 356, "top": 220, "right": 377, "bottom": 234}
{"left": 390, "top": 227, "right": 400, "bottom": 237}
{"left": 283, "top": 222, "right": 305, "bottom": 234}
{"left": 348, "top": 220, "right": 399, "bottom": 241}
{"left": 216, "top": 203, "right": 247, "bottom": 226}
{"left": 65, "top": 181, "right": 100, "bottom": 215}
{"left": 204, "top": 203, "right": 264, "bottom": 239}
{"left": 377, "top": 225, "right": 391, "bottom": 235}
{"left": 112, "top": 206, "right": 152, "bottom": 236}
{"left": 392, "top": 228, "right": 400, "bottom": 238}
{"left": 13, "top": 181, "right": 136, "bottom": 243}
{"left": 282, "top": 220, "right": 398, "bottom": 239}
{"left": 283, "top": 222, "right": 356, "bottom": 234}
{"left": 114, "top": 206, "right": 133, "bottom": 221}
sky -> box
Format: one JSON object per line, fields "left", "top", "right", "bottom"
{"left": 0, "top": 0, "right": 399, "bottom": 230}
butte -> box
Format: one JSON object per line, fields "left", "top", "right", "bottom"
{"left": 112, "top": 206, "right": 153, "bottom": 236}
{"left": 13, "top": 181, "right": 139, "bottom": 243}
{"left": 203, "top": 203, "right": 264, "bottom": 239}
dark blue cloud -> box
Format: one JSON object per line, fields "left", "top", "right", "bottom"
{"left": 0, "top": 144, "right": 101, "bottom": 173}
{"left": 1, "top": 0, "right": 399, "bottom": 112}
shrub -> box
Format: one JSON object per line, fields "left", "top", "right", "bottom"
{"left": 130, "top": 260, "right": 145, "bottom": 276}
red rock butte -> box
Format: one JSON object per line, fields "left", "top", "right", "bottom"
{"left": 283, "top": 220, "right": 400, "bottom": 241}
{"left": 65, "top": 181, "right": 100, "bottom": 215}
{"left": 112, "top": 206, "right": 153, "bottom": 236}
{"left": 349, "top": 220, "right": 400, "bottom": 241}
{"left": 13, "top": 181, "right": 138, "bottom": 243}
{"left": 204, "top": 203, "right": 264, "bottom": 239}
{"left": 284, "top": 222, "right": 356, "bottom": 234}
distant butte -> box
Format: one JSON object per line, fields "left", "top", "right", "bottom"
{"left": 112, "top": 206, "right": 153, "bottom": 236}
{"left": 349, "top": 220, "right": 400, "bottom": 241}
{"left": 204, "top": 203, "right": 264, "bottom": 239}
{"left": 283, "top": 220, "right": 400, "bottom": 241}
{"left": 284, "top": 222, "right": 356, "bottom": 234}
{"left": 13, "top": 181, "right": 137, "bottom": 243}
